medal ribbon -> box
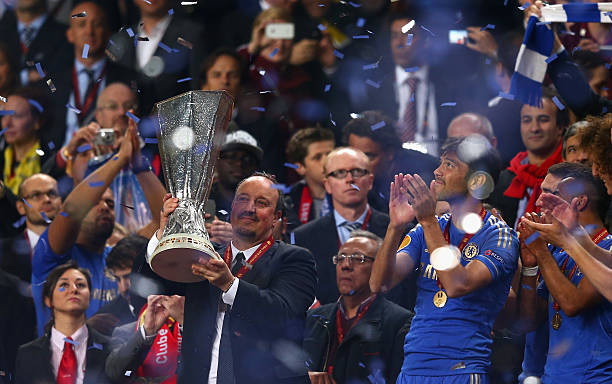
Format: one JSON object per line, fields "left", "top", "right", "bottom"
{"left": 334, "top": 297, "right": 376, "bottom": 345}
{"left": 298, "top": 185, "right": 313, "bottom": 224}
{"left": 223, "top": 235, "right": 274, "bottom": 278}
{"left": 72, "top": 64, "right": 106, "bottom": 125}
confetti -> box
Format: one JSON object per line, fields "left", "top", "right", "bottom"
{"left": 504, "top": 0, "right": 509, "bottom": 5}
{"left": 498, "top": 91, "right": 515, "bottom": 100}
{"left": 401, "top": 20, "right": 415, "bottom": 34}
{"left": 440, "top": 102, "right": 457, "bottom": 107}
{"left": 518, "top": 2, "right": 530, "bottom": 10}
{"left": 552, "top": 96, "right": 565, "bottom": 110}
{"left": 71, "top": 11, "right": 87, "bottom": 18}
{"left": 480, "top": 24, "right": 495, "bottom": 31}
{"left": 283, "top": 162, "right": 298, "bottom": 169}
{"left": 48, "top": 141, "right": 55, "bottom": 150}
{"left": 572, "top": 46, "right": 581, "bottom": 55}
{"left": 352, "top": 35, "right": 369, "bottom": 39}
{"left": 536, "top": 21, "right": 551, "bottom": 26}
{"left": 258, "top": 69, "right": 266, "bottom": 76}
{"left": 77, "top": 144, "right": 91, "bottom": 153}
{"left": 250, "top": 107, "right": 265, "bottom": 112}
{"left": 60, "top": 211, "right": 68, "bottom": 217}
{"left": 358, "top": 362, "right": 366, "bottom": 368}
{"left": 521, "top": 284, "right": 533, "bottom": 291}
{"left": 606, "top": 63, "right": 611, "bottom": 70}
{"left": 318, "top": 24, "right": 326, "bottom": 31}
{"left": 329, "top": 112, "right": 336, "bottom": 126}
{"left": 348, "top": 1, "right": 361, "bottom": 7}
{"left": 545, "top": 53, "right": 558, "bottom": 64}
{"left": 168, "top": 8, "right": 174, "bottom": 15}
{"left": 324, "top": 84, "right": 331, "bottom": 92}
{"left": 35, "top": 62, "right": 45, "bottom": 78}
{"left": 365, "top": 79, "right": 380, "bottom": 88}
{"left": 269, "top": 48, "right": 278, "bottom": 58}
{"left": 40, "top": 211, "right": 51, "bottom": 223}
{"left": 271, "top": 184, "right": 291, "bottom": 193}
{"left": 120, "top": 203, "right": 134, "bottom": 210}
{"left": 0, "top": 110, "right": 15, "bottom": 116}
{"left": 0, "top": 127, "right": 6, "bottom": 137}
{"left": 362, "top": 62, "right": 378, "bottom": 70}
{"left": 144, "top": 0, "right": 151, "bottom": 4}
{"left": 126, "top": 28, "right": 134, "bottom": 37}
{"left": 88, "top": 181, "right": 104, "bottom": 187}
{"left": 420, "top": 25, "right": 435, "bottom": 36}
{"left": 47, "top": 79, "right": 56, "bottom": 92}
{"left": 66, "top": 104, "right": 81, "bottom": 114}
{"left": 181, "top": 1, "right": 197, "bottom": 5}
{"left": 58, "top": 287, "right": 65, "bottom": 292}
{"left": 350, "top": 184, "right": 360, "bottom": 191}
{"left": 82, "top": 43, "right": 89, "bottom": 59}
{"left": 22, "top": 198, "right": 32, "bottom": 208}
{"left": 158, "top": 42, "right": 173, "bottom": 53}
{"left": 0, "top": 96, "right": 6, "bottom": 102}
{"left": 218, "top": 209, "right": 228, "bottom": 215}
{"left": 35, "top": 149, "right": 44, "bottom": 156}
{"left": 125, "top": 371, "right": 132, "bottom": 376}
{"left": 177, "top": 37, "right": 193, "bottom": 49}
{"left": 126, "top": 111, "right": 140, "bottom": 123}
{"left": 90, "top": 343, "right": 103, "bottom": 350}
{"left": 177, "top": 77, "right": 192, "bottom": 83}
{"left": 371, "top": 121, "right": 385, "bottom": 130}
{"left": 524, "top": 232, "right": 540, "bottom": 245}
{"left": 28, "top": 99, "right": 43, "bottom": 112}
{"left": 405, "top": 66, "right": 419, "bottom": 73}
{"left": 333, "top": 50, "right": 344, "bottom": 59}
{"left": 12, "top": 216, "right": 26, "bottom": 228}
{"left": 356, "top": 18, "right": 365, "bottom": 28}
{"left": 144, "top": 138, "right": 158, "bottom": 144}
{"left": 406, "top": 34, "right": 413, "bottom": 46}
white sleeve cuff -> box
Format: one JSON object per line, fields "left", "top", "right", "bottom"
{"left": 221, "top": 278, "right": 239, "bottom": 306}
{"left": 147, "top": 232, "right": 160, "bottom": 260}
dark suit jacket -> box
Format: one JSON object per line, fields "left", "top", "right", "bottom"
{"left": 291, "top": 208, "right": 389, "bottom": 305}
{"left": 178, "top": 241, "right": 316, "bottom": 384}
{"left": 487, "top": 169, "right": 519, "bottom": 228}
{"left": 107, "top": 16, "right": 206, "bottom": 114}
{"left": 303, "top": 296, "right": 413, "bottom": 384}
{"left": 15, "top": 325, "right": 112, "bottom": 384}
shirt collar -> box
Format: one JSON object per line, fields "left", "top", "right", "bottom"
{"left": 139, "top": 15, "right": 172, "bottom": 39}
{"left": 74, "top": 58, "right": 106, "bottom": 76}
{"left": 337, "top": 294, "right": 377, "bottom": 320}
{"left": 18, "top": 14, "right": 47, "bottom": 33}
{"left": 395, "top": 64, "right": 428, "bottom": 85}
{"left": 230, "top": 241, "right": 262, "bottom": 262}
{"left": 51, "top": 324, "right": 88, "bottom": 351}
{"left": 334, "top": 205, "right": 369, "bottom": 227}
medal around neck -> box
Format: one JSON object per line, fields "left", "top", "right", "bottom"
{"left": 148, "top": 90, "right": 234, "bottom": 282}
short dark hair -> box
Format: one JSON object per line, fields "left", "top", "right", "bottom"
{"left": 0, "top": 41, "right": 19, "bottom": 96}
{"left": 236, "top": 172, "right": 284, "bottom": 212}
{"left": 199, "top": 47, "right": 245, "bottom": 88}
{"left": 106, "top": 235, "right": 148, "bottom": 271}
{"left": 440, "top": 136, "right": 503, "bottom": 185}
{"left": 286, "top": 127, "right": 335, "bottom": 164}
{"left": 573, "top": 50, "right": 608, "bottom": 81}
{"left": 562, "top": 120, "right": 589, "bottom": 159}
{"left": 548, "top": 162, "right": 610, "bottom": 221}
{"left": 342, "top": 110, "right": 401, "bottom": 150}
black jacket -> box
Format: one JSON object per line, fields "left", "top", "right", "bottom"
{"left": 15, "top": 326, "right": 112, "bottom": 384}
{"left": 303, "top": 296, "right": 413, "bottom": 384}
{"left": 178, "top": 241, "right": 316, "bottom": 384}
{"left": 291, "top": 208, "right": 389, "bottom": 305}
{"left": 487, "top": 169, "right": 519, "bottom": 228}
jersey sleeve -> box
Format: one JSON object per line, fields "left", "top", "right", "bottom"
{"left": 473, "top": 222, "right": 519, "bottom": 281}
{"left": 32, "top": 229, "right": 71, "bottom": 282}
{"left": 397, "top": 224, "right": 424, "bottom": 265}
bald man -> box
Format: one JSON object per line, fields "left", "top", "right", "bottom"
{"left": 447, "top": 112, "right": 498, "bottom": 148}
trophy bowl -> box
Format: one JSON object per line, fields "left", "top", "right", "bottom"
{"left": 148, "top": 90, "right": 233, "bottom": 282}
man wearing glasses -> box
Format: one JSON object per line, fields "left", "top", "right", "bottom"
{"left": 304, "top": 230, "right": 413, "bottom": 384}
{"left": 293, "top": 147, "right": 390, "bottom": 305}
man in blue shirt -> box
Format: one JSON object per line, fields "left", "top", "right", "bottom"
{"left": 518, "top": 162, "right": 612, "bottom": 383}
{"left": 371, "top": 136, "right": 518, "bottom": 383}
{"left": 32, "top": 123, "right": 145, "bottom": 336}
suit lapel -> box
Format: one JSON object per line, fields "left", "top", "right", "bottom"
{"left": 31, "top": 335, "right": 56, "bottom": 382}
{"left": 338, "top": 297, "right": 383, "bottom": 347}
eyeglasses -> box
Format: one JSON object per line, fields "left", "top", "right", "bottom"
{"left": 326, "top": 168, "right": 369, "bottom": 179}
{"left": 332, "top": 253, "right": 375, "bottom": 265}
{"left": 97, "top": 102, "right": 138, "bottom": 113}
{"left": 23, "top": 190, "right": 60, "bottom": 201}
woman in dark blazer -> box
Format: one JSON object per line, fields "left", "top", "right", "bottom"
{"left": 15, "top": 262, "right": 113, "bottom": 384}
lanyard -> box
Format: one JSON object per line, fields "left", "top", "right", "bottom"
{"left": 72, "top": 64, "right": 106, "bottom": 124}
{"left": 298, "top": 185, "right": 312, "bottom": 225}
{"left": 335, "top": 297, "right": 376, "bottom": 345}
{"left": 223, "top": 235, "right": 274, "bottom": 278}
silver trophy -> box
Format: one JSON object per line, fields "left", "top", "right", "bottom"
{"left": 148, "top": 90, "right": 233, "bottom": 282}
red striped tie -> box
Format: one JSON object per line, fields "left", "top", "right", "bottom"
{"left": 57, "top": 338, "right": 77, "bottom": 384}
{"left": 399, "top": 77, "right": 419, "bottom": 142}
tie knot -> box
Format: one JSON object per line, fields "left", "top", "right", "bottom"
{"left": 231, "top": 252, "right": 245, "bottom": 275}
{"left": 342, "top": 221, "right": 361, "bottom": 232}
{"left": 405, "top": 76, "right": 419, "bottom": 90}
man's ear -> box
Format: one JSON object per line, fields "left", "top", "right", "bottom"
{"left": 575, "top": 194, "right": 588, "bottom": 212}
{"left": 16, "top": 200, "right": 26, "bottom": 216}
{"left": 295, "top": 162, "right": 306, "bottom": 177}
{"left": 66, "top": 27, "right": 74, "bottom": 44}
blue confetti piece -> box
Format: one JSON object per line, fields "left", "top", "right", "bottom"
{"left": 250, "top": 106, "right": 265, "bottom": 112}
{"left": 82, "top": 43, "right": 89, "bottom": 59}
{"left": 144, "top": 138, "right": 158, "bottom": 144}
{"left": 604, "top": 106, "right": 609, "bottom": 113}
{"left": 404, "top": 66, "right": 419, "bottom": 73}
{"left": 333, "top": 50, "right": 344, "bottom": 59}
{"left": 126, "top": 28, "right": 134, "bottom": 37}
{"left": 552, "top": 96, "right": 565, "bottom": 110}
{"left": 40, "top": 211, "right": 51, "bottom": 223}
{"left": 158, "top": 42, "right": 172, "bottom": 53}
{"left": 0, "top": 127, "right": 8, "bottom": 137}
{"left": 329, "top": 112, "right": 336, "bottom": 126}
{"left": 60, "top": 211, "right": 68, "bottom": 217}
{"left": 271, "top": 184, "right": 292, "bottom": 193}
{"left": 88, "top": 181, "right": 104, "bottom": 188}
{"left": 371, "top": 121, "right": 385, "bottom": 130}
{"left": 420, "top": 25, "right": 435, "bottom": 37}
{"left": 359, "top": 362, "right": 366, "bottom": 368}
{"left": 58, "top": 287, "right": 65, "bottom": 292}
{"left": 177, "top": 77, "right": 192, "bottom": 83}
{"left": 480, "top": 24, "right": 495, "bottom": 31}
{"left": 349, "top": 289, "right": 355, "bottom": 295}
{"left": 485, "top": 58, "right": 491, "bottom": 65}
{"left": 498, "top": 91, "right": 515, "bottom": 100}
{"left": 28, "top": 99, "right": 43, "bottom": 112}
{"left": 363, "top": 62, "right": 378, "bottom": 70}
{"left": 48, "top": 141, "right": 55, "bottom": 150}
{"left": 64, "top": 337, "right": 80, "bottom": 346}
{"left": 536, "top": 21, "right": 551, "bottom": 26}
{"left": 22, "top": 198, "right": 32, "bottom": 208}
{"left": 378, "top": 192, "right": 385, "bottom": 199}
{"left": 126, "top": 111, "right": 140, "bottom": 123}
{"left": 572, "top": 46, "right": 581, "bottom": 55}
{"left": 504, "top": 0, "right": 509, "bottom": 5}
{"left": 168, "top": 8, "right": 174, "bottom": 15}
{"left": 440, "top": 102, "right": 457, "bottom": 107}
{"left": 66, "top": 103, "right": 81, "bottom": 114}
{"left": 357, "top": 17, "right": 365, "bottom": 27}
{"left": 518, "top": 2, "right": 530, "bottom": 10}
{"left": 365, "top": 79, "right": 380, "bottom": 88}
{"left": 77, "top": 144, "right": 91, "bottom": 153}
{"left": 0, "top": 110, "right": 15, "bottom": 116}
{"left": 318, "top": 24, "right": 326, "bottom": 31}
{"left": 284, "top": 162, "right": 298, "bottom": 169}
{"left": 348, "top": 1, "right": 361, "bottom": 7}
{"left": 406, "top": 34, "right": 413, "bottom": 46}
{"left": 12, "top": 216, "right": 26, "bottom": 228}
{"left": 350, "top": 184, "right": 360, "bottom": 191}
{"left": 324, "top": 83, "right": 331, "bottom": 92}
{"left": 545, "top": 53, "right": 558, "bottom": 64}
{"left": 89, "top": 342, "right": 103, "bottom": 350}
{"left": 410, "top": 93, "right": 415, "bottom": 103}
{"left": 353, "top": 35, "right": 369, "bottom": 39}
{"left": 35, "top": 62, "right": 45, "bottom": 78}
{"left": 521, "top": 284, "right": 533, "bottom": 290}
{"left": 524, "top": 232, "right": 540, "bottom": 245}
{"left": 144, "top": 0, "right": 151, "bottom": 3}
{"left": 269, "top": 48, "right": 278, "bottom": 58}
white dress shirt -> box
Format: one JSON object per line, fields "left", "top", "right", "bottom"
{"left": 136, "top": 15, "right": 172, "bottom": 70}
{"left": 50, "top": 324, "right": 88, "bottom": 384}
{"left": 394, "top": 65, "right": 439, "bottom": 156}
{"left": 25, "top": 228, "right": 40, "bottom": 251}
{"left": 17, "top": 14, "right": 47, "bottom": 85}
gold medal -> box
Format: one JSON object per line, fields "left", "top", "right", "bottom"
{"left": 433, "top": 290, "right": 448, "bottom": 308}
{"left": 552, "top": 312, "right": 562, "bottom": 330}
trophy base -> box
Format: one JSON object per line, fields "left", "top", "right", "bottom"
{"left": 149, "top": 233, "right": 220, "bottom": 283}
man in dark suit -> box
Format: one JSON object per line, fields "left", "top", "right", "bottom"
{"left": 146, "top": 173, "right": 317, "bottom": 384}
{"left": 304, "top": 230, "right": 413, "bottom": 384}
{"left": 0, "top": 0, "right": 71, "bottom": 87}
{"left": 106, "top": 0, "right": 206, "bottom": 115}
{"left": 292, "top": 147, "right": 389, "bottom": 305}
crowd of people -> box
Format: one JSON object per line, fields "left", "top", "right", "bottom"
{"left": 1, "top": 0, "right": 612, "bottom": 383}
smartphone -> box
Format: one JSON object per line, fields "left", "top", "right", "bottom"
{"left": 449, "top": 30, "right": 469, "bottom": 45}
{"left": 265, "top": 23, "right": 295, "bottom": 40}
{"left": 94, "top": 129, "right": 116, "bottom": 147}
{"left": 204, "top": 200, "right": 216, "bottom": 224}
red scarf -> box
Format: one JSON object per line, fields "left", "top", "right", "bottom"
{"left": 504, "top": 143, "right": 563, "bottom": 215}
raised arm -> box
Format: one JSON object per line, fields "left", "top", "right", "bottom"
{"left": 47, "top": 125, "right": 134, "bottom": 254}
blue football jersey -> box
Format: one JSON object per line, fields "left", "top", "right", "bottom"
{"left": 397, "top": 212, "right": 519, "bottom": 375}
